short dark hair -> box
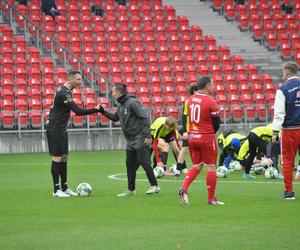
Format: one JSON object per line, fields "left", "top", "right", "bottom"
{"left": 189, "top": 84, "right": 198, "bottom": 95}
{"left": 197, "top": 76, "right": 211, "bottom": 90}
{"left": 67, "top": 70, "right": 81, "bottom": 80}
{"left": 284, "top": 62, "right": 298, "bottom": 75}
{"left": 113, "top": 83, "right": 127, "bottom": 94}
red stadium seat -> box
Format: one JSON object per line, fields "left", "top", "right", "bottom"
{"left": 224, "top": 4, "right": 235, "bottom": 21}
{"left": 42, "top": 99, "right": 53, "bottom": 110}
{"left": 137, "top": 87, "right": 149, "bottom": 98}
{"left": 29, "top": 111, "right": 42, "bottom": 128}
{"left": 1, "top": 89, "right": 13, "bottom": 101}
{"left": 280, "top": 43, "right": 292, "bottom": 60}
{"left": 219, "top": 106, "right": 231, "bottom": 123}
{"left": 260, "top": 74, "right": 273, "bottom": 85}
{"left": 266, "top": 33, "right": 277, "bottom": 50}
{"left": 1, "top": 79, "right": 13, "bottom": 91}
{"left": 238, "top": 15, "right": 249, "bottom": 31}
{"left": 14, "top": 57, "right": 26, "bottom": 71}
{"left": 151, "top": 96, "right": 163, "bottom": 108}
{"left": 15, "top": 89, "right": 27, "bottom": 102}
{"left": 236, "top": 73, "right": 248, "bottom": 85}
{"left": 228, "top": 94, "right": 240, "bottom": 105}
{"left": 14, "top": 99, "right": 27, "bottom": 111}
{"left": 245, "top": 106, "right": 256, "bottom": 122}
{"left": 2, "top": 111, "right": 14, "bottom": 129}
{"left": 215, "top": 84, "right": 225, "bottom": 96}
{"left": 0, "top": 35, "right": 12, "bottom": 49}
{"left": 249, "top": 74, "right": 260, "bottom": 85}
{"left": 256, "top": 105, "right": 267, "bottom": 122}
{"left": 240, "top": 93, "right": 252, "bottom": 106}
{"left": 1, "top": 99, "right": 13, "bottom": 111}
{"left": 231, "top": 105, "right": 243, "bottom": 122}
{"left": 212, "top": 0, "right": 223, "bottom": 11}
{"left": 14, "top": 111, "right": 28, "bottom": 128}
{"left": 176, "top": 86, "right": 188, "bottom": 96}
{"left": 253, "top": 93, "right": 265, "bottom": 105}
{"left": 13, "top": 35, "right": 26, "bottom": 49}
{"left": 216, "top": 95, "right": 227, "bottom": 106}
{"left": 177, "top": 95, "right": 187, "bottom": 106}
{"left": 165, "top": 107, "right": 179, "bottom": 120}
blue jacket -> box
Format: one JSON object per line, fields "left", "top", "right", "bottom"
{"left": 281, "top": 78, "right": 300, "bottom": 127}
{"left": 273, "top": 77, "right": 300, "bottom": 131}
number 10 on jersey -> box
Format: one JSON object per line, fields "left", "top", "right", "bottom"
{"left": 190, "top": 103, "right": 201, "bottom": 123}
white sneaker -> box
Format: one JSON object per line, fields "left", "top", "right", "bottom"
{"left": 117, "top": 190, "right": 136, "bottom": 197}
{"left": 64, "top": 188, "right": 78, "bottom": 196}
{"left": 53, "top": 189, "right": 70, "bottom": 198}
{"left": 295, "top": 166, "right": 300, "bottom": 180}
{"left": 178, "top": 188, "right": 189, "bottom": 205}
{"left": 145, "top": 186, "right": 160, "bottom": 194}
{"left": 182, "top": 168, "right": 188, "bottom": 175}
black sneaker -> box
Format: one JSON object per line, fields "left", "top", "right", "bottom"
{"left": 281, "top": 191, "right": 295, "bottom": 200}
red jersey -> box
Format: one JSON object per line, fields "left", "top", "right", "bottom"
{"left": 187, "top": 92, "right": 219, "bottom": 134}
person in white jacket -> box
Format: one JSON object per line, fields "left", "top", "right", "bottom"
{"left": 272, "top": 62, "right": 300, "bottom": 200}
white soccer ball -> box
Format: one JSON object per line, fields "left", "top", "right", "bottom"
{"left": 264, "top": 167, "right": 279, "bottom": 179}
{"left": 259, "top": 157, "right": 269, "bottom": 167}
{"left": 217, "top": 166, "right": 229, "bottom": 178}
{"left": 169, "top": 164, "right": 181, "bottom": 176}
{"left": 230, "top": 161, "right": 242, "bottom": 171}
{"left": 252, "top": 164, "right": 266, "bottom": 175}
{"left": 153, "top": 167, "right": 165, "bottom": 178}
{"left": 76, "top": 183, "right": 92, "bottom": 197}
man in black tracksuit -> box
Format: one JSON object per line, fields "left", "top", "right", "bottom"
{"left": 47, "top": 70, "right": 101, "bottom": 197}
{"left": 99, "top": 83, "right": 159, "bottom": 196}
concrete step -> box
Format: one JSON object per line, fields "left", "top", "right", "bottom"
{"left": 163, "top": 0, "right": 285, "bottom": 80}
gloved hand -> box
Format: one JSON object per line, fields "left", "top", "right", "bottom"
{"left": 272, "top": 131, "right": 279, "bottom": 144}
{"left": 95, "top": 104, "right": 105, "bottom": 113}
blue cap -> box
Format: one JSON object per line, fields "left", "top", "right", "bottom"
{"left": 231, "top": 138, "right": 241, "bottom": 149}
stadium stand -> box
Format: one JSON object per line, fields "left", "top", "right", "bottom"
{"left": 211, "top": 0, "right": 300, "bottom": 65}
{"left": 0, "top": 0, "right": 284, "bottom": 130}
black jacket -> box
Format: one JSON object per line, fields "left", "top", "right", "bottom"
{"left": 42, "top": 0, "right": 57, "bottom": 14}
{"left": 101, "top": 93, "right": 151, "bottom": 150}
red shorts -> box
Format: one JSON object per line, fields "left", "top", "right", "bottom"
{"left": 188, "top": 133, "right": 217, "bottom": 166}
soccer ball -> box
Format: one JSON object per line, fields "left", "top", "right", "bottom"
{"left": 230, "top": 161, "right": 242, "bottom": 171}
{"left": 260, "top": 157, "right": 269, "bottom": 167}
{"left": 217, "top": 166, "right": 229, "bottom": 178}
{"left": 169, "top": 164, "right": 180, "bottom": 176}
{"left": 252, "top": 164, "right": 265, "bottom": 175}
{"left": 76, "top": 183, "right": 92, "bottom": 197}
{"left": 153, "top": 166, "right": 165, "bottom": 178}
{"left": 264, "top": 167, "right": 279, "bottom": 179}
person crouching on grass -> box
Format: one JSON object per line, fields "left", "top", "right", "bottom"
{"left": 99, "top": 83, "right": 160, "bottom": 196}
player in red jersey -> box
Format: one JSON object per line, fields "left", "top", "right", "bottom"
{"left": 178, "top": 76, "right": 224, "bottom": 205}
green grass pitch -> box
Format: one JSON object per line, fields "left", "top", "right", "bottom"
{"left": 0, "top": 151, "right": 300, "bottom": 250}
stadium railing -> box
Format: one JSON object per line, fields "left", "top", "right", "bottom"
{"left": 0, "top": 0, "right": 273, "bottom": 139}
{"left": 0, "top": 0, "right": 121, "bottom": 137}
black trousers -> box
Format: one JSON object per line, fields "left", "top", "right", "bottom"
{"left": 126, "top": 146, "right": 158, "bottom": 191}
{"left": 245, "top": 132, "right": 269, "bottom": 174}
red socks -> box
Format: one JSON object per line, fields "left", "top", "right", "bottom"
{"left": 206, "top": 171, "right": 217, "bottom": 201}
{"left": 182, "top": 168, "right": 217, "bottom": 201}
{"left": 182, "top": 167, "right": 200, "bottom": 192}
